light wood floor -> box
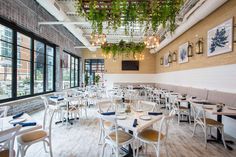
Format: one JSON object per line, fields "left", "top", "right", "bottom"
{"left": 23, "top": 106, "right": 236, "bottom": 157}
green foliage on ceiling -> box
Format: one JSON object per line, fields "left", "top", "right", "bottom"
{"left": 75, "top": 0, "right": 184, "bottom": 34}
{"left": 101, "top": 40, "right": 145, "bottom": 57}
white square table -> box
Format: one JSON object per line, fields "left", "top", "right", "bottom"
{"left": 1, "top": 113, "right": 42, "bottom": 135}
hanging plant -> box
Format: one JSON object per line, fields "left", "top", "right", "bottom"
{"left": 101, "top": 40, "right": 145, "bottom": 58}
{"left": 75, "top": 0, "right": 184, "bottom": 35}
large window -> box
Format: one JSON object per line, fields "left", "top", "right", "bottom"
{"left": 0, "top": 22, "right": 55, "bottom": 102}
{"left": 62, "top": 51, "right": 80, "bottom": 89}
{"left": 0, "top": 25, "right": 13, "bottom": 100}
{"left": 84, "top": 59, "right": 104, "bottom": 85}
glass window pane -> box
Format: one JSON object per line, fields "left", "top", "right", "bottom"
{"left": 0, "top": 56, "right": 12, "bottom": 99}
{"left": 46, "top": 45, "right": 54, "bottom": 56}
{"left": 34, "top": 51, "right": 45, "bottom": 64}
{"left": 63, "top": 68, "right": 70, "bottom": 89}
{"left": 75, "top": 65, "right": 78, "bottom": 87}
{"left": 34, "top": 62, "right": 44, "bottom": 93}
{"left": 34, "top": 40, "right": 44, "bottom": 53}
{"left": 0, "top": 41, "right": 12, "bottom": 58}
{"left": 46, "top": 55, "right": 53, "bottom": 65}
{"left": 0, "top": 24, "right": 13, "bottom": 43}
{"left": 46, "top": 65, "right": 53, "bottom": 91}
{"left": 17, "top": 60, "right": 31, "bottom": 96}
{"left": 17, "top": 33, "right": 31, "bottom": 48}
{"left": 17, "top": 46, "right": 30, "bottom": 61}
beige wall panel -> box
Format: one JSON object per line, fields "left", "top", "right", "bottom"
{"left": 82, "top": 49, "right": 156, "bottom": 74}
{"left": 156, "top": 0, "right": 236, "bottom": 73}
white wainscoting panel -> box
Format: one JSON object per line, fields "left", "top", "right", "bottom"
{"left": 104, "top": 74, "right": 156, "bottom": 89}
{"left": 155, "top": 64, "right": 236, "bottom": 93}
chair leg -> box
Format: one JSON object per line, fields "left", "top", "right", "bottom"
{"left": 17, "top": 145, "right": 20, "bottom": 157}
{"left": 153, "top": 144, "right": 160, "bottom": 157}
{"left": 132, "top": 142, "right": 136, "bottom": 157}
{"left": 192, "top": 123, "right": 197, "bottom": 137}
{"left": 43, "top": 141, "right": 48, "bottom": 153}
{"left": 100, "top": 143, "right": 107, "bottom": 157}
{"left": 219, "top": 127, "right": 227, "bottom": 149}
{"left": 204, "top": 127, "right": 208, "bottom": 148}
{"left": 20, "top": 146, "right": 25, "bottom": 157}
{"left": 49, "top": 138, "right": 53, "bottom": 157}
{"left": 178, "top": 112, "right": 180, "bottom": 125}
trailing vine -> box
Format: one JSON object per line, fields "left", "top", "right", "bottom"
{"left": 101, "top": 40, "right": 145, "bottom": 58}
{"left": 75, "top": 0, "right": 184, "bottom": 35}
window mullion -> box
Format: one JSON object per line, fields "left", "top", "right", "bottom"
{"left": 31, "top": 39, "right": 34, "bottom": 95}
{"left": 12, "top": 30, "right": 17, "bottom": 98}
{"left": 43, "top": 44, "right": 46, "bottom": 92}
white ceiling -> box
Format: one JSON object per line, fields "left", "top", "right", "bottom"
{"left": 38, "top": 0, "right": 226, "bottom": 52}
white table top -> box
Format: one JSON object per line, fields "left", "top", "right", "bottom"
{"left": 190, "top": 100, "right": 236, "bottom": 116}
{"left": 1, "top": 113, "right": 42, "bottom": 135}
{"left": 117, "top": 111, "right": 163, "bottom": 135}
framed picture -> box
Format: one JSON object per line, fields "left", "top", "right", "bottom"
{"left": 207, "top": 18, "right": 233, "bottom": 57}
{"left": 163, "top": 53, "right": 169, "bottom": 67}
{"left": 178, "top": 42, "right": 189, "bottom": 64}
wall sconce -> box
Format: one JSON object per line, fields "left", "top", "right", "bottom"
{"left": 188, "top": 42, "right": 193, "bottom": 57}
{"left": 160, "top": 57, "right": 163, "bottom": 65}
{"left": 168, "top": 53, "right": 172, "bottom": 63}
{"left": 195, "top": 38, "right": 204, "bottom": 54}
{"left": 172, "top": 51, "right": 177, "bottom": 62}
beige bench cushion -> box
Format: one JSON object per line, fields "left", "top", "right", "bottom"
{"left": 19, "top": 130, "right": 47, "bottom": 143}
{"left": 138, "top": 129, "right": 164, "bottom": 142}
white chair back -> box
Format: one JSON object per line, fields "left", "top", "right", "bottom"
{"left": 158, "top": 110, "right": 175, "bottom": 142}
{"left": 191, "top": 104, "right": 206, "bottom": 126}
{"left": 0, "top": 106, "right": 9, "bottom": 118}
{"left": 0, "top": 125, "right": 21, "bottom": 157}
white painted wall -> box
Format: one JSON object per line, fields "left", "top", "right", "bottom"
{"left": 155, "top": 64, "right": 236, "bottom": 138}
{"left": 104, "top": 74, "right": 156, "bottom": 89}
{"left": 104, "top": 64, "right": 236, "bottom": 138}
{"left": 155, "top": 64, "right": 236, "bottom": 93}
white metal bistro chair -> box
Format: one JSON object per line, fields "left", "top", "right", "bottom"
{"left": 100, "top": 114, "right": 135, "bottom": 157}
{"left": 97, "top": 100, "right": 115, "bottom": 145}
{"left": 136, "top": 110, "right": 176, "bottom": 157}
{"left": 0, "top": 125, "right": 21, "bottom": 157}
{"left": 41, "top": 96, "right": 63, "bottom": 123}
{"left": 16, "top": 107, "right": 56, "bottom": 157}
{"left": 171, "top": 96, "right": 191, "bottom": 125}
{"left": 191, "top": 104, "right": 227, "bottom": 148}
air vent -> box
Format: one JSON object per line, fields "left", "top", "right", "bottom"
{"left": 53, "top": 2, "right": 60, "bottom": 11}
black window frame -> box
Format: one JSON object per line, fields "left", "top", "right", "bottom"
{"left": 62, "top": 51, "right": 80, "bottom": 89}
{"left": 84, "top": 59, "right": 104, "bottom": 85}
{"left": 0, "top": 16, "right": 56, "bottom": 103}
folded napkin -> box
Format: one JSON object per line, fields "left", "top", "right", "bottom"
{"left": 148, "top": 112, "right": 163, "bottom": 116}
{"left": 57, "top": 98, "right": 64, "bottom": 101}
{"left": 101, "top": 112, "right": 115, "bottom": 116}
{"left": 50, "top": 96, "right": 58, "bottom": 98}
{"left": 13, "top": 112, "right": 24, "bottom": 119}
{"left": 14, "top": 122, "right": 37, "bottom": 127}
{"left": 133, "top": 119, "right": 138, "bottom": 127}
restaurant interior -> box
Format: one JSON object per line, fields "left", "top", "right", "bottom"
{"left": 0, "top": 0, "right": 236, "bottom": 157}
